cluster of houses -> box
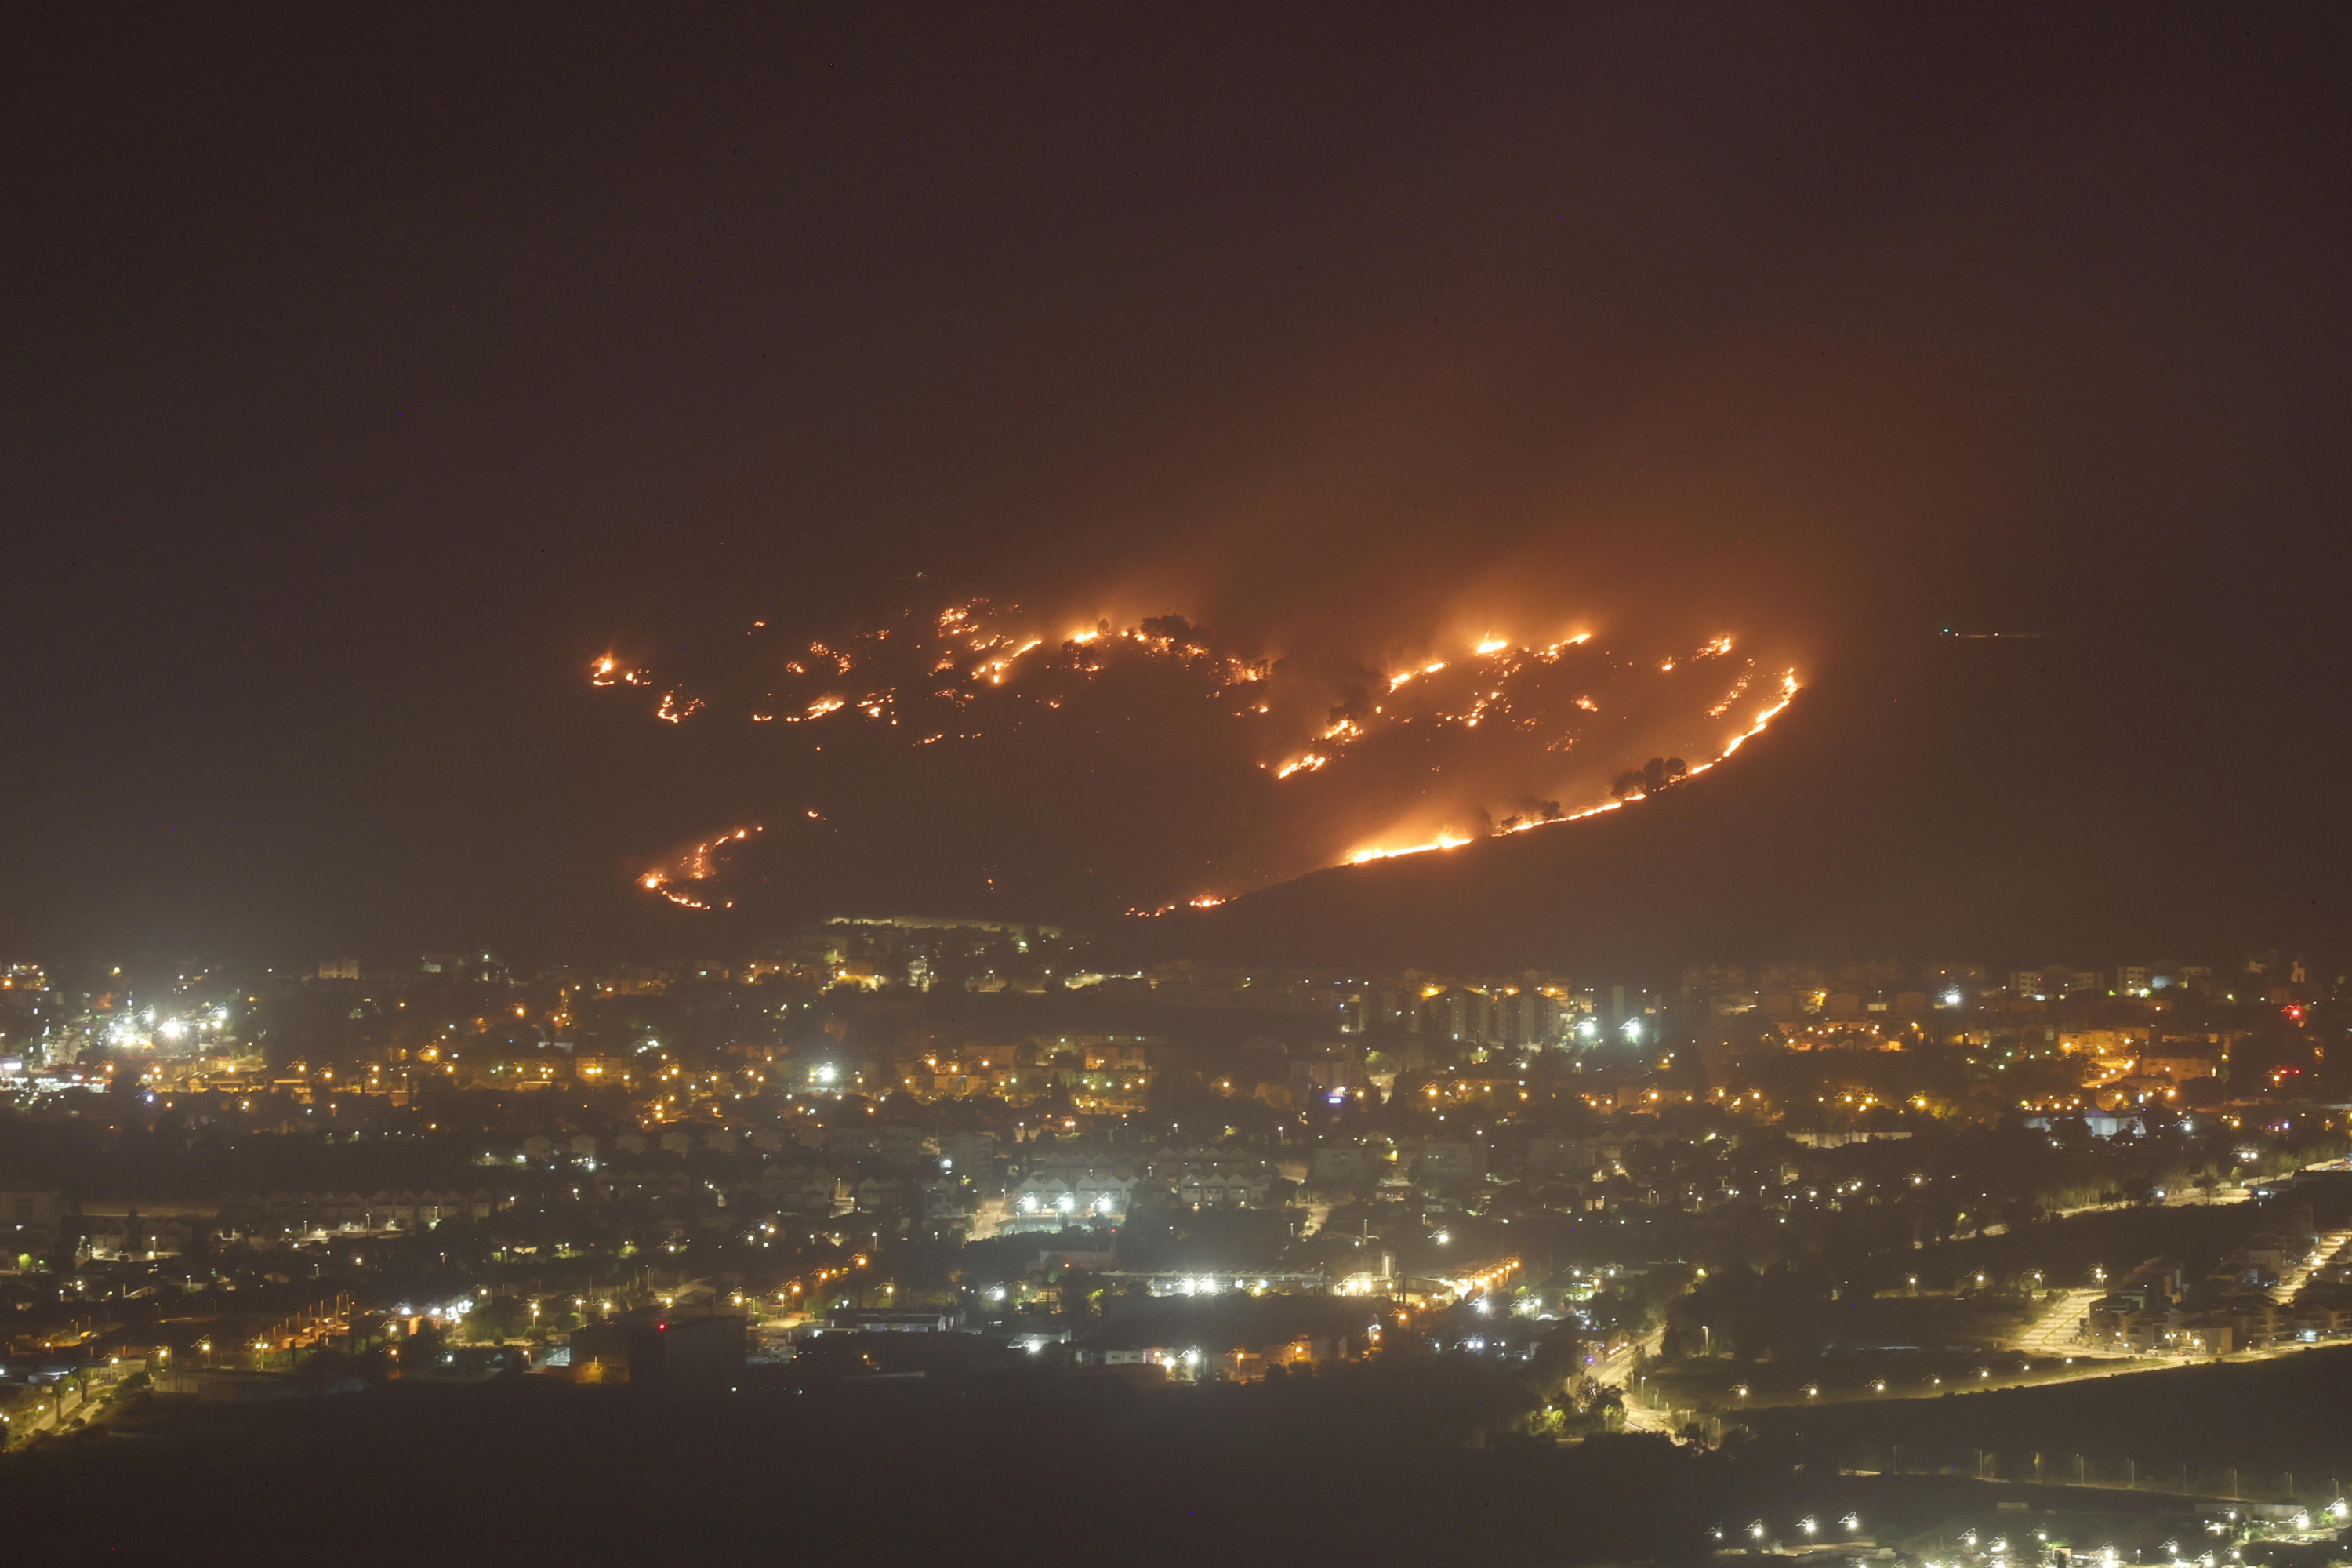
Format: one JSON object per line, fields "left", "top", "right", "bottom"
{"left": 2080, "top": 1210, "right": 2352, "bottom": 1354}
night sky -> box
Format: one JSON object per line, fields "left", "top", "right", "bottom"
{"left": 5, "top": 5, "right": 2347, "bottom": 964}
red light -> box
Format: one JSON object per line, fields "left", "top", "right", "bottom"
{"left": 656, "top": 1322, "right": 668, "bottom": 1330}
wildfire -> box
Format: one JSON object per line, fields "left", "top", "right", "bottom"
{"left": 1715, "top": 669, "right": 1801, "bottom": 758}
{"left": 590, "top": 655, "right": 649, "bottom": 688}
{"left": 636, "top": 825, "right": 765, "bottom": 910}
{"left": 1706, "top": 666, "right": 1754, "bottom": 717}
{"left": 1348, "top": 832, "right": 1472, "bottom": 866}
{"left": 1340, "top": 666, "right": 1802, "bottom": 867}
{"left": 1388, "top": 660, "right": 1448, "bottom": 692}
{"left": 593, "top": 598, "right": 1799, "bottom": 915}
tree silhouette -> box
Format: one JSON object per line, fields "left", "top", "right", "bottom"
{"left": 1138, "top": 614, "right": 1203, "bottom": 646}
{"left": 1612, "top": 757, "right": 1689, "bottom": 800}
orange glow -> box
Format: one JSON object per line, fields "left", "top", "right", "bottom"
{"left": 637, "top": 824, "right": 764, "bottom": 910}
{"left": 1341, "top": 666, "right": 1799, "bottom": 866}
{"left": 600, "top": 601, "right": 1798, "bottom": 916}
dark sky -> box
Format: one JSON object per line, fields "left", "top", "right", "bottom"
{"left": 5, "top": 5, "right": 2347, "bottom": 965}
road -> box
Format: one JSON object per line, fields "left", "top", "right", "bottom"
{"left": 1589, "top": 1327, "right": 1675, "bottom": 1433}
{"left": 2268, "top": 1227, "right": 2352, "bottom": 1304}
{"left": 1598, "top": 1165, "right": 2350, "bottom": 1441}
{"left": 2, "top": 1365, "right": 129, "bottom": 1446}
{"left": 1999, "top": 1224, "right": 2352, "bottom": 1361}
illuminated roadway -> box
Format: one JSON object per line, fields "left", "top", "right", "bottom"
{"left": 2, "top": 1364, "right": 129, "bottom": 1446}
{"left": 1589, "top": 1327, "right": 1675, "bottom": 1434}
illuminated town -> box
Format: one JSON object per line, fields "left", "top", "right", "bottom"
{"left": 7, "top": 932, "right": 2352, "bottom": 1561}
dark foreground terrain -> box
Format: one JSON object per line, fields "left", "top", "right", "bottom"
{"left": 1744, "top": 1342, "right": 2352, "bottom": 1495}
{"left": 7, "top": 1363, "right": 1710, "bottom": 1566}
{"left": 16, "top": 1352, "right": 2352, "bottom": 1566}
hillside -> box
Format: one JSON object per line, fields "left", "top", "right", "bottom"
{"left": 1120, "top": 629, "right": 2345, "bottom": 975}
